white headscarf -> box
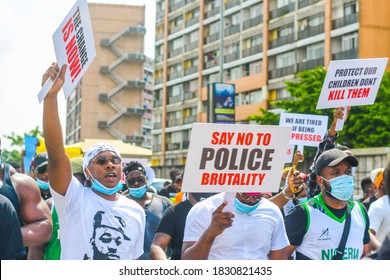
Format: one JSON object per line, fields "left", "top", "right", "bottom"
{"left": 82, "top": 142, "right": 121, "bottom": 177}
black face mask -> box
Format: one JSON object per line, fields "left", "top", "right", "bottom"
{"left": 191, "top": 193, "right": 218, "bottom": 202}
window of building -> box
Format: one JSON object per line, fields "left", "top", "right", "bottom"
{"left": 278, "top": 25, "right": 294, "bottom": 37}
{"left": 277, "top": 0, "right": 294, "bottom": 8}
{"left": 307, "top": 42, "right": 324, "bottom": 60}
{"left": 249, "top": 60, "right": 262, "bottom": 74}
{"left": 250, "top": 3, "right": 262, "bottom": 18}
{"left": 344, "top": 2, "right": 357, "bottom": 15}
{"left": 342, "top": 33, "right": 358, "bottom": 50}
{"left": 190, "top": 30, "right": 199, "bottom": 42}
{"left": 308, "top": 14, "right": 324, "bottom": 27}
{"left": 276, "top": 51, "right": 295, "bottom": 68}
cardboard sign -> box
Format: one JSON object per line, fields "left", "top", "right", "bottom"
{"left": 316, "top": 58, "right": 388, "bottom": 109}
{"left": 182, "top": 123, "right": 292, "bottom": 193}
{"left": 279, "top": 113, "right": 328, "bottom": 147}
{"left": 38, "top": 0, "right": 96, "bottom": 102}
{"left": 284, "top": 144, "right": 295, "bottom": 163}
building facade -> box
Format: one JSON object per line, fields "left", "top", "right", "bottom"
{"left": 152, "top": 0, "right": 390, "bottom": 177}
{"left": 65, "top": 3, "right": 153, "bottom": 149}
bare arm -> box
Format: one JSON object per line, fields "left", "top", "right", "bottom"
{"left": 268, "top": 248, "right": 288, "bottom": 260}
{"left": 369, "top": 230, "right": 381, "bottom": 251}
{"left": 42, "top": 63, "right": 72, "bottom": 195}
{"left": 150, "top": 232, "right": 172, "bottom": 260}
{"left": 181, "top": 202, "right": 234, "bottom": 260}
{"left": 12, "top": 174, "right": 52, "bottom": 247}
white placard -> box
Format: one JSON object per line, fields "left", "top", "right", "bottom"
{"left": 182, "top": 123, "right": 292, "bottom": 193}
{"left": 279, "top": 113, "right": 328, "bottom": 147}
{"left": 316, "top": 58, "right": 388, "bottom": 109}
{"left": 38, "top": 0, "right": 96, "bottom": 102}
{"left": 284, "top": 144, "right": 295, "bottom": 163}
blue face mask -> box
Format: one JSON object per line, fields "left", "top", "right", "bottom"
{"left": 297, "top": 197, "right": 308, "bottom": 204}
{"left": 322, "top": 175, "right": 355, "bottom": 201}
{"left": 88, "top": 171, "right": 122, "bottom": 195}
{"left": 36, "top": 178, "right": 50, "bottom": 191}
{"left": 0, "top": 157, "right": 2, "bottom": 165}
{"left": 129, "top": 185, "right": 147, "bottom": 198}
{"left": 234, "top": 198, "right": 260, "bottom": 214}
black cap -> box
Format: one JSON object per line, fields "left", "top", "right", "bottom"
{"left": 316, "top": 149, "right": 358, "bottom": 175}
{"left": 123, "top": 161, "right": 146, "bottom": 176}
{"left": 33, "top": 152, "right": 48, "bottom": 168}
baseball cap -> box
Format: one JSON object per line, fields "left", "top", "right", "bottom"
{"left": 370, "top": 168, "right": 384, "bottom": 188}
{"left": 33, "top": 152, "right": 48, "bottom": 168}
{"left": 315, "top": 149, "right": 358, "bottom": 175}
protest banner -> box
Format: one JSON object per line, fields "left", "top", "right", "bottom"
{"left": 316, "top": 58, "right": 388, "bottom": 109}
{"left": 38, "top": 0, "right": 96, "bottom": 102}
{"left": 182, "top": 123, "right": 292, "bottom": 193}
{"left": 284, "top": 144, "right": 295, "bottom": 163}
{"left": 279, "top": 113, "right": 328, "bottom": 147}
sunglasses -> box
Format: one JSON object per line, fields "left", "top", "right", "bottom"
{"left": 90, "top": 156, "right": 121, "bottom": 166}
{"left": 126, "top": 177, "right": 146, "bottom": 185}
{"left": 238, "top": 192, "right": 262, "bottom": 202}
{"left": 37, "top": 165, "right": 48, "bottom": 175}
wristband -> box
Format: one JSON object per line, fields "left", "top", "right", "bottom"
{"left": 281, "top": 189, "right": 294, "bottom": 200}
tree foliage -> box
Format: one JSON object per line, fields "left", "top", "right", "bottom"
{"left": 1, "top": 126, "right": 41, "bottom": 164}
{"left": 248, "top": 67, "right": 390, "bottom": 149}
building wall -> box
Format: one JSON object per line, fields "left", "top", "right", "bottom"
{"left": 66, "top": 4, "right": 151, "bottom": 147}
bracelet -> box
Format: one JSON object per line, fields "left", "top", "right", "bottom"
{"left": 281, "top": 189, "right": 294, "bottom": 200}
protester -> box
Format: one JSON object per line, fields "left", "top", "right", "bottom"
{"left": 284, "top": 149, "right": 371, "bottom": 260}
{"left": 363, "top": 168, "right": 385, "bottom": 210}
{"left": 158, "top": 169, "right": 181, "bottom": 201}
{"left": 150, "top": 192, "right": 216, "bottom": 260}
{"left": 31, "top": 152, "right": 51, "bottom": 200}
{"left": 181, "top": 192, "right": 289, "bottom": 260}
{"left": 0, "top": 138, "right": 52, "bottom": 259}
{"left": 0, "top": 194, "right": 27, "bottom": 260}
{"left": 41, "top": 63, "right": 145, "bottom": 259}
{"left": 307, "top": 107, "right": 350, "bottom": 198}
{"left": 43, "top": 156, "right": 86, "bottom": 260}
{"left": 368, "top": 167, "right": 389, "bottom": 251}
{"left": 123, "top": 161, "right": 173, "bottom": 260}
{"left": 360, "top": 177, "right": 375, "bottom": 202}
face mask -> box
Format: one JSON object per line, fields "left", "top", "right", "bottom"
{"left": 0, "top": 157, "right": 2, "bottom": 165}
{"left": 88, "top": 170, "right": 122, "bottom": 195}
{"left": 297, "top": 197, "right": 307, "bottom": 204}
{"left": 322, "top": 175, "right": 354, "bottom": 201}
{"left": 234, "top": 198, "right": 260, "bottom": 214}
{"left": 36, "top": 178, "right": 50, "bottom": 191}
{"left": 129, "top": 185, "right": 147, "bottom": 198}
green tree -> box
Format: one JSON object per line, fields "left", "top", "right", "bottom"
{"left": 1, "top": 126, "right": 42, "bottom": 164}
{"left": 248, "top": 67, "right": 390, "bottom": 148}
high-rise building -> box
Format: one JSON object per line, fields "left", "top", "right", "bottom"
{"left": 152, "top": 0, "right": 390, "bottom": 177}
{"left": 66, "top": 3, "right": 153, "bottom": 149}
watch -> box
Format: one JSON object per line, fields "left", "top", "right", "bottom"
{"left": 281, "top": 189, "right": 294, "bottom": 200}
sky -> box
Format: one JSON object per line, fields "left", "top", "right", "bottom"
{"left": 0, "top": 0, "right": 156, "bottom": 151}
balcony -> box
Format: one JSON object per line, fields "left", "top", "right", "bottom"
{"left": 242, "top": 44, "right": 262, "bottom": 57}
{"left": 205, "top": 32, "right": 220, "bottom": 44}
{"left": 169, "top": 47, "right": 184, "bottom": 58}
{"left": 226, "top": 0, "right": 240, "bottom": 10}
{"left": 184, "top": 41, "right": 198, "bottom": 52}
{"left": 169, "top": 0, "right": 185, "bottom": 12}
{"left": 268, "top": 65, "right": 296, "bottom": 79}
{"left": 270, "top": 3, "right": 295, "bottom": 19}
{"left": 332, "top": 13, "right": 358, "bottom": 29}
{"left": 184, "top": 66, "right": 198, "bottom": 76}
{"left": 185, "top": 17, "right": 199, "bottom": 28}
{"left": 243, "top": 16, "right": 263, "bottom": 29}
{"left": 125, "top": 108, "right": 144, "bottom": 116}
{"left": 298, "top": 0, "right": 321, "bottom": 9}
{"left": 153, "top": 122, "right": 163, "bottom": 129}
{"left": 168, "top": 94, "right": 183, "bottom": 104}
{"left": 204, "top": 59, "right": 219, "bottom": 69}
{"left": 269, "top": 34, "right": 294, "bottom": 49}
{"left": 169, "top": 25, "right": 183, "bottom": 35}
{"left": 184, "top": 91, "right": 197, "bottom": 100}
{"left": 169, "top": 71, "right": 182, "bottom": 80}
{"left": 224, "top": 51, "right": 240, "bottom": 63}
{"left": 154, "top": 99, "right": 163, "bottom": 107}
{"left": 205, "top": 7, "right": 220, "bottom": 19}
{"left": 225, "top": 25, "right": 240, "bottom": 37}
{"left": 298, "top": 25, "right": 324, "bottom": 40}
{"left": 166, "top": 142, "right": 181, "bottom": 151}
{"left": 155, "top": 77, "right": 163, "bottom": 85}
{"left": 167, "top": 119, "right": 182, "bottom": 127}
{"left": 183, "top": 115, "right": 197, "bottom": 124}
{"left": 297, "top": 57, "right": 324, "bottom": 72}
{"left": 182, "top": 141, "right": 190, "bottom": 149}
{"left": 332, "top": 49, "right": 358, "bottom": 60}
{"left": 153, "top": 145, "right": 162, "bottom": 153}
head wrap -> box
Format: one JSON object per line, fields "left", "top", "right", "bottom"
{"left": 82, "top": 142, "right": 121, "bottom": 177}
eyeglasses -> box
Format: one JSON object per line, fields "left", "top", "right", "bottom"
{"left": 90, "top": 156, "right": 121, "bottom": 166}
{"left": 126, "top": 177, "right": 146, "bottom": 186}
{"left": 238, "top": 192, "right": 262, "bottom": 202}
{"left": 37, "top": 165, "right": 48, "bottom": 175}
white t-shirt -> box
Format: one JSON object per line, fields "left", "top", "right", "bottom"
{"left": 368, "top": 195, "right": 390, "bottom": 243}
{"left": 51, "top": 176, "right": 145, "bottom": 260}
{"left": 183, "top": 193, "right": 289, "bottom": 260}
